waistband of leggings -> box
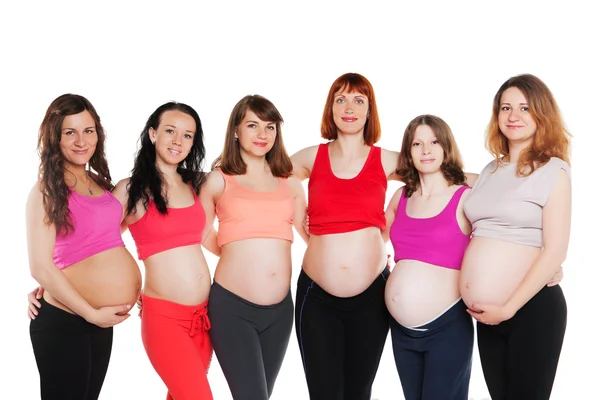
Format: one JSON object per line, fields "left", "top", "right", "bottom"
{"left": 210, "top": 281, "right": 291, "bottom": 310}
{"left": 32, "top": 298, "right": 104, "bottom": 332}
{"left": 141, "top": 293, "right": 208, "bottom": 319}
{"left": 298, "top": 266, "right": 389, "bottom": 302}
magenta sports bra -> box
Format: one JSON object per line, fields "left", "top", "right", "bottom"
{"left": 53, "top": 190, "right": 125, "bottom": 269}
{"left": 390, "top": 186, "right": 470, "bottom": 270}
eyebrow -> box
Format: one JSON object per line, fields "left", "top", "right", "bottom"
{"left": 62, "top": 126, "right": 95, "bottom": 131}
{"left": 165, "top": 124, "right": 194, "bottom": 133}
{"left": 501, "top": 102, "right": 529, "bottom": 105}
{"left": 246, "top": 120, "right": 275, "bottom": 125}
{"left": 335, "top": 94, "right": 366, "bottom": 98}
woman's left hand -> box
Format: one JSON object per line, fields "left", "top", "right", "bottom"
{"left": 467, "top": 303, "right": 515, "bottom": 325}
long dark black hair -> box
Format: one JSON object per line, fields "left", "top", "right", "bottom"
{"left": 127, "top": 102, "right": 206, "bottom": 215}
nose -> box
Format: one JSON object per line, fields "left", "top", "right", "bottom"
{"left": 257, "top": 127, "right": 268, "bottom": 139}
{"left": 421, "top": 144, "right": 431, "bottom": 155}
{"left": 172, "top": 133, "right": 182, "bottom": 145}
{"left": 508, "top": 108, "right": 521, "bottom": 121}
{"left": 74, "top": 132, "right": 85, "bottom": 147}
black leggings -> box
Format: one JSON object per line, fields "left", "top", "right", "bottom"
{"left": 295, "top": 268, "right": 390, "bottom": 400}
{"left": 30, "top": 298, "right": 113, "bottom": 400}
{"left": 477, "top": 285, "right": 567, "bottom": 400}
{"left": 208, "top": 282, "right": 293, "bottom": 400}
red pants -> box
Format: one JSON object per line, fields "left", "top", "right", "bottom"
{"left": 141, "top": 294, "right": 213, "bottom": 400}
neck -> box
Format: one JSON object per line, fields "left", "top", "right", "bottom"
{"left": 64, "top": 165, "right": 89, "bottom": 186}
{"left": 155, "top": 159, "right": 181, "bottom": 185}
{"left": 241, "top": 152, "right": 270, "bottom": 176}
{"left": 331, "top": 134, "right": 367, "bottom": 156}
{"left": 417, "top": 171, "right": 449, "bottom": 197}
{"left": 507, "top": 139, "right": 532, "bottom": 163}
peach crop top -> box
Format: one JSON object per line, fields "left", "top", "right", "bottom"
{"left": 215, "top": 170, "right": 294, "bottom": 247}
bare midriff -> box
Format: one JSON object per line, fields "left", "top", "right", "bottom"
{"left": 215, "top": 238, "right": 292, "bottom": 306}
{"left": 460, "top": 236, "right": 540, "bottom": 309}
{"left": 385, "top": 260, "right": 461, "bottom": 327}
{"left": 302, "top": 227, "right": 386, "bottom": 298}
{"left": 45, "top": 246, "right": 141, "bottom": 314}
{"left": 143, "top": 244, "right": 211, "bottom": 306}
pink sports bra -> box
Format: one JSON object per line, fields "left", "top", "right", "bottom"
{"left": 390, "top": 186, "right": 470, "bottom": 270}
{"left": 53, "top": 190, "right": 125, "bottom": 269}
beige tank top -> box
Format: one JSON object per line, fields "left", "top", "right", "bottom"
{"left": 464, "top": 157, "right": 570, "bottom": 247}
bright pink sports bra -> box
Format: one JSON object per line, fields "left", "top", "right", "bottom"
{"left": 53, "top": 190, "right": 125, "bottom": 269}
{"left": 390, "top": 186, "right": 470, "bottom": 270}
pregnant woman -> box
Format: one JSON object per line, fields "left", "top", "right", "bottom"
{"left": 384, "top": 115, "right": 473, "bottom": 400}
{"left": 27, "top": 94, "right": 141, "bottom": 399}
{"left": 462, "top": 73, "right": 571, "bottom": 400}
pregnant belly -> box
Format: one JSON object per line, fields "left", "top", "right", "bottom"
{"left": 460, "top": 237, "right": 540, "bottom": 309}
{"left": 385, "top": 260, "right": 460, "bottom": 327}
{"left": 61, "top": 246, "right": 142, "bottom": 312}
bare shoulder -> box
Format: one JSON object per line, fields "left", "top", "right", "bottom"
{"left": 287, "top": 175, "right": 305, "bottom": 195}
{"left": 465, "top": 172, "right": 479, "bottom": 187}
{"left": 202, "top": 170, "right": 225, "bottom": 195}
{"left": 26, "top": 182, "right": 44, "bottom": 211}
{"left": 380, "top": 147, "right": 400, "bottom": 180}
{"left": 112, "top": 178, "right": 131, "bottom": 203}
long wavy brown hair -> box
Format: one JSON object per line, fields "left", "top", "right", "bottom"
{"left": 37, "top": 94, "right": 113, "bottom": 235}
{"left": 396, "top": 115, "right": 466, "bottom": 197}
{"left": 212, "top": 95, "right": 293, "bottom": 177}
{"left": 486, "top": 74, "right": 572, "bottom": 175}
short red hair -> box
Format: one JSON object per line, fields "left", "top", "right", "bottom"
{"left": 321, "top": 73, "right": 381, "bottom": 146}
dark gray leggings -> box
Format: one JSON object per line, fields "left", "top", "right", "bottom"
{"left": 208, "top": 282, "right": 293, "bottom": 400}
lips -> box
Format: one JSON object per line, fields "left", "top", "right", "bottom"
{"left": 420, "top": 159, "right": 435, "bottom": 163}
{"left": 253, "top": 142, "right": 268, "bottom": 147}
{"left": 341, "top": 117, "right": 357, "bottom": 122}
{"left": 168, "top": 148, "right": 182, "bottom": 156}
{"left": 72, "top": 150, "right": 89, "bottom": 154}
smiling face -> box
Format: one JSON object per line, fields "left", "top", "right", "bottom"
{"left": 332, "top": 90, "right": 369, "bottom": 137}
{"left": 149, "top": 110, "right": 196, "bottom": 166}
{"left": 236, "top": 110, "right": 277, "bottom": 159}
{"left": 59, "top": 110, "right": 98, "bottom": 169}
{"left": 497, "top": 86, "right": 537, "bottom": 146}
{"left": 410, "top": 124, "right": 444, "bottom": 174}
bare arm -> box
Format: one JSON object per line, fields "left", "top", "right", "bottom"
{"left": 112, "top": 178, "right": 131, "bottom": 234}
{"left": 200, "top": 171, "right": 224, "bottom": 256}
{"left": 504, "top": 170, "right": 571, "bottom": 314}
{"left": 289, "top": 176, "right": 309, "bottom": 244}
{"left": 26, "top": 184, "right": 129, "bottom": 327}
{"left": 382, "top": 188, "right": 403, "bottom": 243}
{"left": 380, "top": 148, "right": 402, "bottom": 181}
{"left": 291, "top": 146, "right": 319, "bottom": 182}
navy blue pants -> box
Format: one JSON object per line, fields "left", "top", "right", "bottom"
{"left": 391, "top": 299, "right": 474, "bottom": 400}
{"left": 477, "top": 285, "right": 567, "bottom": 400}
{"left": 295, "top": 267, "right": 390, "bottom": 400}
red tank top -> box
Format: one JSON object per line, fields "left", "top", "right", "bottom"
{"left": 308, "top": 143, "right": 387, "bottom": 234}
{"left": 128, "top": 187, "right": 206, "bottom": 260}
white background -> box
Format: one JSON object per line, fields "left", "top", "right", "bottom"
{"left": 1, "top": 1, "right": 598, "bottom": 399}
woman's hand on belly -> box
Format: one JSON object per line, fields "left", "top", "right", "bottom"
{"left": 466, "top": 302, "right": 515, "bottom": 326}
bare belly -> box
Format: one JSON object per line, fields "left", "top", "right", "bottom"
{"left": 46, "top": 246, "right": 142, "bottom": 314}
{"left": 385, "top": 260, "right": 461, "bottom": 327}
{"left": 303, "top": 227, "right": 386, "bottom": 297}
{"left": 215, "top": 238, "right": 292, "bottom": 305}
{"left": 143, "top": 244, "right": 211, "bottom": 305}
{"left": 460, "top": 237, "right": 540, "bottom": 308}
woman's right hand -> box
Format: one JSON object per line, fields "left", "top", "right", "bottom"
{"left": 27, "top": 286, "right": 44, "bottom": 320}
{"left": 86, "top": 304, "right": 132, "bottom": 328}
